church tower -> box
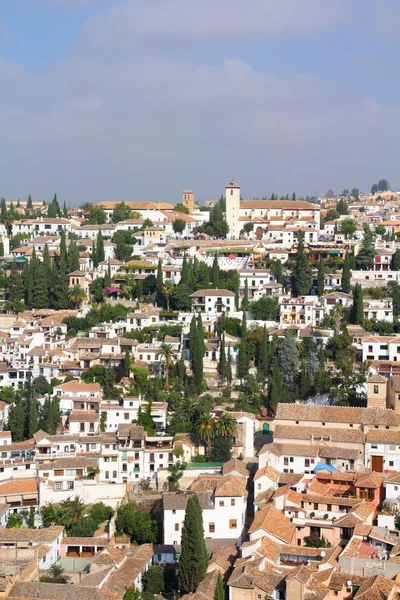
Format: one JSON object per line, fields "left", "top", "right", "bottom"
{"left": 225, "top": 182, "right": 241, "bottom": 239}
{"left": 182, "top": 189, "right": 195, "bottom": 213}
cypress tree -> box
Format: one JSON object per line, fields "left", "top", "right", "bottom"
{"left": 0, "top": 241, "right": 4, "bottom": 257}
{"left": 8, "top": 398, "right": 25, "bottom": 442}
{"left": 197, "top": 312, "right": 205, "bottom": 355}
{"left": 92, "top": 240, "right": 98, "bottom": 268}
{"left": 269, "top": 359, "right": 282, "bottom": 407}
{"left": 257, "top": 325, "right": 269, "bottom": 382}
{"left": 27, "top": 195, "right": 33, "bottom": 210}
{"left": 181, "top": 253, "right": 191, "bottom": 287}
{"left": 291, "top": 233, "right": 312, "bottom": 297}
{"left": 59, "top": 230, "right": 67, "bottom": 274}
{"left": 123, "top": 348, "right": 131, "bottom": 377}
{"left": 317, "top": 258, "right": 325, "bottom": 297}
{"left": 68, "top": 242, "right": 80, "bottom": 273}
{"left": 8, "top": 263, "right": 24, "bottom": 302}
{"left": 274, "top": 259, "right": 284, "bottom": 285}
{"left": 63, "top": 201, "right": 68, "bottom": 218}
{"left": 217, "top": 334, "right": 227, "bottom": 381}
{"left": 237, "top": 312, "right": 249, "bottom": 381}
{"left": 197, "top": 262, "right": 210, "bottom": 288}
{"left": 278, "top": 331, "right": 299, "bottom": 391}
{"left": 211, "top": 253, "right": 220, "bottom": 288}
{"left": 32, "top": 262, "right": 49, "bottom": 308}
{"left": 189, "top": 315, "right": 199, "bottom": 377}
{"left": 242, "top": 279, "right": 249, "bottom": 310}
{"left": 226, "top": 345, "right": 232, "bottom": 383}
{"left": 0, "top": 198, "right": 6, "bottom": 223}
{"left": 42, "top": 244, "right": 52, "bottom": 298}
{"left": 156, "top": 258, "right": 163, "bottom": 293}
{"left": 342, "top": 253, "right": 351, "bottom": 293}
{"left": 213, "top": 573, "right": 225, "bottom": 600}
{"left": 96, "top": 231, "right": 105, "bottom": 263}
{"left": 104, "top": 262, "right": 112, "bottom": 287}
{"left": 53, "top": 273, "right": 70, "bottom": 309}
{"left": 178, "top": 495, "right": 208, "bottom": 594}
{"left": 350, "top": 283, "right": 364, "bottom": 325}
{"left": 29, "top": 398, "right": 39, "bottom": 438}
{"left": 393, "top": 249, "right": 400, "bottom": 271}
{"left": 235, "top": 287, "right": 239, "bottom": 311}
{"left": 22, "top": 260, "right": 33, "bottom": 306}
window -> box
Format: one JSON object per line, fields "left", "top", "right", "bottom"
{"left": 105, "top": 471, "right": 109, "bottom": 479}
{"left": 66, "top": 469, "right": 75, "bottom": 476}
{"left": 55, "top": 482, "right": 63, "bottom": 489}
{"left": 66, "top": 481, "right": 74, "bottom": 490}
{"left": 113, "top": 471, "right": 117, "bottom": 478}
{"left": 172, "top": 509, "right": 176, "bottom": 515}
{"left": 231, "top": 499, "right": 236, "bottom": 506}
{"left": 219, "top": 501, "right": 224, "bottom": 507}
{"left": 374, "top": 385, "right": 379, "bottom": 394}
{"left": 124, "top": 413, "right": 129, "bottom": 420}
{"left": 209, "top": 523, "right": 215, "bottom": 533}
{"left": 229, "top": 520, "right": 237, "bottom": 529}
{"left": 54, "top": 470, "right": 64, "bottom": 476}
{"left": 174, "top": 523, "right": 179, "bottom": 531}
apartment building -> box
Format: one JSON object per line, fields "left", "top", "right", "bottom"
{"left": 190, "top": 289, "right": 236, "bottom": 313}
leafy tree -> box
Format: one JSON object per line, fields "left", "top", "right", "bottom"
{"left": 341, "top": 218, "right": 356, "bottom": 238}
{"left": 171, "top": 284, "right": 191, "bottom": 311}
{"left": 142, "top": 218, "right": 154, "bottom": 229}
{"left": 88, "top": 205, "right": 106, "bottom": 224}
{"left": 269, "top": 359, "right": 282, "bottom": 408}
{"left": 342, "top": 253, "right": 351, "bottom": 294}
{"left": 210, "top": 436, "right": 232, "bottom": 462}
{"left": 278, "top": 331, "right": 298, "bottom": 391}
{"left": 336, "top": 198, "right": 348, "bottom": 215}
{"left": 7, "top": 263, "right": 24, "bottom": 302}
{"left": 317, "top": 258, "right": 325, "bottom": 297}
{"left": 217, "top": 334, "right": 227, "bottom": 381}
{"left": 350, "top": 283, "right": 364, "bottom": 325}
{"left": 243, "top": 222, "right": 254, "bottom": 235}
{"left": 174, "top": 204, "right": 190, "bottom": 214}
{"left": 161, "top": 281, "right": 174, "bottom": 312}
{"left": 116, "top": 503, "right": 158, "bottom": 544}
{"left": 371, "top": 179, "right": 389, "bottom": 194}
{"left": 178, "top": 495, "right": 208, "bottom": 594}
{"left": 68, "top": 517, "right": 97, "bottom": 537}
{"left": 249, "top": 296, "right": 279, "bottom": 320}
{"left": 8, "top": 398, "right": 25, "bottom": 441}
{"left": 291, "top": 233, "right": 311, "bottom": 296}
{"left": 158, "top": 343, "right": 174, "bottom": 386}
{"left": 195, "top": 412, "right": 216, "bottom": 452}
{"left": 112, "top": 202, "right": 132, "bottom": 223}
{"left": 122, "top": 586, "right": 141, "bottom": 600}
{"left": 143, "top": 566, "right": 165, "bottom": 594}
{"left": 165, "top": 462, "right": 186, "bottom": 491}
{"left": 40, "top": 563, "right": 70, "bottom": 584}
{"left": 52, "top": 273, "right": 70, "bottom": 309}
{"left": 6, "top": 513, "right": 24, "bottom": 528}
{"left": 216, "top": 412, "right": 236, "bottom": 438}
{"left": 351, "top": 188, "right": 359, "bottom": 200}
{"left": 172, "top": 218, "right": 186, "bottom": 235}
{"left": 356, "top": 226, "right": 375, "bottom": 270}
{"left": 89, "top": 502, "right": 114, "bottom": 527}
{"left": 68, "top": 242, "right": 80, "bottom": 272}
{"left": 28, "top": 398, "right": 39, "bottom": 438}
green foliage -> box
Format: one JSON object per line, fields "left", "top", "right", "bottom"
{"left": 214, "top": 573, "right": 225, "bottom": 600}
{"left": 340, "top": 218, "right": 356, "bottom": 238}
{"left": 392, "top": 249, "right": 400, "bottom": 271}
{"left": 371, "top": 179, "right": 389, "bottom": 194}
{"left": 250, "top": 296, "right": 279, "bottom": 320}
{"left": 112, "top": 202, "right": 133, "bottom": 223}
{"left": 209, "top": 436, "right": 232, "bottom": 462}
{"left": 278, "top": 331, "right": 298, "bottom": 391}
{"left": 87, "top": 205, "right": 106, "bottom": 224}
{"left": 115, "top": 503, "right": 158, "bottom": 544}
{"left": 68, "top": 517, "right": 98, "bottom": 537}
{"left": 40, "top": 563, "right": 70, "bottom": 584}
{"left": 350, "top": 283, "right": 364, "bottom": 325}
{"left": 89, "top": 502, "right": 114, "bottom": 526}
{"left": 82, "top": 365, "right": 119, "bottom": 398}
{"left": 165, "top": 462, "right": 186, "bottom": 491}
{"left": 273, "top": 259, "right": 284, "bottom": 285}
{"left": 291, "top": 233, "right": 312, "bottom": 296}
{"left": 143, "top": 566, "right": 165, "bottom": 594}
{"left": 356, "top": 227, "right": 375, "bottom": 270}
{"left": 174, "top": 204, "right": 190, "bottom": 214}
{"left": 317, "top": 259, "right": 325, "bottom": 296}
{"left": 342, "top": 253, "right": 351, "bottom": 294}
{"left": 172, "top": 218, "right": 186, "bottom": 234}
{"left": 178, "top": 495, "right": 208, "bottom": 594}
{"left": 96, "top": 230, "right": 105, "bottom": 263}
{"left": 6, "top": 513, "right": 24, "bottom": 528}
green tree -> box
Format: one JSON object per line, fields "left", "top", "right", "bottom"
{"left": 213, "top": 573, "right": 225, "bottom": 600}
{"left": 291, "top": 233, "right": 311, "bottom": 296}
{"left": 68, "top": 242, "right": 80, "bottom": 272}
{"left": 156, "top": 258, "right": 163, "bottom": 294}
{"left": 210, "top": 436, "right": 232, "bottom": 462}
{"left": 274, "top": 259, "right": 284, "bottom": 285}
{"left": 341, "top": 218, "right": 356, "bottom": 238}
{"left": 351, "top": 188, "right": 359, "bottom": 200}
{"left": 89, "top": 502, "right": 113, "bottom": 526}
{"left": 195, "top": 412, "right": 216, "bottom": 452}
{"left": 211, "top": 253, "right": 220, "bottom": 288}
{"left": 28, "top": 398, "right": 39, "bottom": 438}
{"left": 59, "top": 230, "right": 67, "bottom": 274}
{"left": 8, "top": 263, "right": 24, "bottom": 302}
{"left": 392, "top": 249, "right": 400, "bottom": 271}
{"left": 112, "top": 202, "right": 132, "bottom": 223}
{"left": 217, "top": 334, "right": 227, "bottom": 381}
{"left": 8, "top": 398, "right": 26, "bottom": 441}
{"left": 116, "top": 503, "right": 158, "bottom": 544}
{"left": 68, "top": 284, "right": 86, "bottom": 308}
{"left": 269, "top": 359, "right": 282, "bottom": 408}
{"left": 27, "top": 194, "right": 33, "bottom": 210}
{"left": 96, "top": 230, "right": 105, "bottom": 263}
{"left": 342, "top": 253, "right": 351, "bottom": 294}
{"left": 216, "top": 412, "right": 236, "bottom": 438}
{"left": 249, "top": 296, "right": 279, "bottom": 320}
{"left": 257, "top": 325, "right": 270, "bottom": 381}
{"left": 40, "top": 563, "right": 70, "bottom": 584}
{"left": 87, "top": 205, "right": 106, "bottom": 225}
{"left": 158, "top": 343, "right": 174, "bottom": 386}
{"left": 180, "top": 254, "right": 191, "bottom": 287}
{"left": 172, "top": 218, "right": 186, "bottom": 235}
{"left": 241, "top": 279, "right": 249, "bottom": 310}
{"left": 317, "top": 258, "right": 325, "bottom": 297}
{"left": 243, "top": 222, "right": 254, "bottom": 235}
{"left": 143, "top": 566, "right": 165, "bottom": 594}
{"left": 388, "top": 281, "right": 400, "bottom": 318}
{"left": 278, "top": 331, "right": 298, "bottom": 391}
{"left": 178, "top": 495, "right": 208, "bottom": 594}
{"left": 356, "top": 227, "right": 375, "bottom": 270}
{"left": 52, "top": 274, "right": 70, "bottom": 310}
{"left": 92, "top": 240, "right": 98, "bottom": 268}
{"left": 350, "top": 283, "right": 364, "bottom": 325}
{"left": 165, "top": 462, "right": 186, "bottom": 491}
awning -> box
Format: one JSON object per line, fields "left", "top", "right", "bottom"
{"left": 313, "top": 462, "right": 337, "bottom": 473}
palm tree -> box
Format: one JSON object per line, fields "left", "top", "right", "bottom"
{"left": 216, "top": 413, "right": 237, "bottom": 438}
{"left": 194, "top": 412, "right": 216, "bottom": 454}
{"left": 60, "top": 496, "right": 86, "bottom": 527}
{"left": 158, "top": 343, "right": 175, "bottom": 386}
{"left": 176, "top": 397, "right": 199, "bottom": 424}
{"left": 161, "top": 281, "right": 174, "bottom": 312}
{"left": 68, "top": 284, "right": 86, "bottom": 308}
{"left": 41, "top": 503, "right": 64, "bottom": 527}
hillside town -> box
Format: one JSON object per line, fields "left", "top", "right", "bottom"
{"left": 0, "top": 182, "right": 400, "bottom": 600}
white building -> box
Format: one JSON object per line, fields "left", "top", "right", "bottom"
{"left": 190, "top": 289, "right": 236, "bottom": 313}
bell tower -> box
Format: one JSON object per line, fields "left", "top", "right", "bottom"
{"left": 182, "top": 189, "right": 195, "bottom": 213}
{"left": 225, "top": 181, "right": 241, "bottom": 239}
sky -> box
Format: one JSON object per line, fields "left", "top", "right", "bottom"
{"left": 1, "top": 0, "right": 400, "bottom": 205}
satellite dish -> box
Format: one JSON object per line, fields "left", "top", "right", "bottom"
{"left": 320, "top": 551, "right": 326, "bottom": 557}
{"left": 347, "top": 581, "right": 352, "bottom": 587}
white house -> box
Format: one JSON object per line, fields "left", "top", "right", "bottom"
{"left": 190, "top": 289, "right": 236, "bottom": 313}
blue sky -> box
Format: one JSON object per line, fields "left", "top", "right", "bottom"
{"left": 1, "top": 0, "right": 400, "bottom": 205}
